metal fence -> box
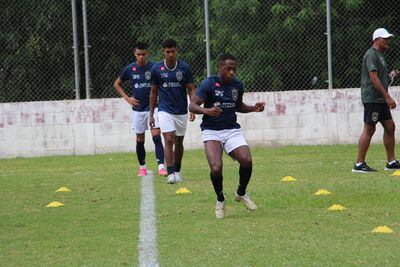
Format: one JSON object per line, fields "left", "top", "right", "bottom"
{"left": 1, "top": 0, "right": 400, "bottom": 103}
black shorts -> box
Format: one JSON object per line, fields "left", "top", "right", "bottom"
{"left": 363, "top": 103, "right": 392, "bottom": 124}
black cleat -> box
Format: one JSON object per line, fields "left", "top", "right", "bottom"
{"left": 384, "top": 160, "right": 400, "bottom": 170}
{"left": 352, "top": 162, "right": 377, "bottom": 173}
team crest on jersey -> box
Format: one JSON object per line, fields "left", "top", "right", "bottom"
{"left": 231, "top": 88, "right": 238, "bottom": 101}
{"left": 215, "top": 90, "right": 223, "bottom": 97}
{"left": 176, "top": 71, "right": 183, "bottom": 81}
{"left": 371, "top": 112, "right": 379, "bottom": 122}
{"left": 145, "top": 71, "right": 151, "bottom": 80}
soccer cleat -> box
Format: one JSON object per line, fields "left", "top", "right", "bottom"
{"left": 137, "top": 168, "right": 147, "bottom": 177}
{"left": 167, "top": 173, "right": 176, "bottom": 184}
{"left": 384, "top": 160, "right": 400, "bottom": 170}
{"left": 352, "top": 162, "right": 377, "bottom": 173}
{"left": 235, "top": 193, "right": 257, "bottom": 211}
{"left": 174, "top": 172, "right": 183, "bottom": 182}
{"left": 215, "top": 200, "right": 226, "bottom": 219}
{"left": 158, "top": 168, "right": 168, "bottom": 176}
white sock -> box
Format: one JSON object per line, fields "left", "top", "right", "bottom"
{"left": 158, "top": 164, "right": 165, "bottom": 170}
{"left": 388, "top": 160, "right": 396, "bottom": 165}
{"left": 356, "top": 162, "right": 364, "bottom": 167}
{"left": 140, "top": 165, "right": 146, "bottom": 170}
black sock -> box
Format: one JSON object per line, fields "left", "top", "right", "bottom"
{"left": 167, "top": 166, "right": 174, "bottom": 175}
{"left": 237, "top": 165, "right": 252, "bottom": 196}
{"left": 174, "top": 162, "right": 181, "bottom": 173}
{"left": 152, "top": 135, "right": 164, "bottom": 164}
{"left": 210, "top": 172, "right": 224, "bottom": 202}
{"left": 136, "top": 141, "right": 145, "bottom": 166}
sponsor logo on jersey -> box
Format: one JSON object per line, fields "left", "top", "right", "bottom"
{"left": 163, "top": 82, "right": 168, "bottom": 88}
{"left": 161, "top": 73, "right": 168, "bottom": 78}
{"left": 145, "top": 71, "right": 151, "bottom": 80}
{"left": 160, "top": 66, "right": 165, "bottom": 71}
{"left": 132, "top": 66, "right": 137, "bottom": 72}
{"left": 215, "top": 82, "right": 221, "bottom": 87}
{"left": 231, "top": 88, "right": 238, "bottom": 101}
{"left": 132, "top": 74, "right": 140, "bottom": 80}
{"left": 215, "top": 90, "right": 223, "bottom": 97}
{"left": 176, "top": 71, "right": 183, "bottom": 81}
{"left": 134, "top": 82, "right": 150, "bottom": 89}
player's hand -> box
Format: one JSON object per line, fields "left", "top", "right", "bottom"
{"left": 189, "top": 112, "right": 195, "bottom": 121}
{"left": 205, "top": 107, "right": 222, "bottom": 117}
{"left": 254, "top": 101, "right": 266, "bottom": 112}
{"left": 385, "top": 96, "right": 396, "bottom": 109}
{"left": 125, "top": 97, "right": 139, "bottom": 107}
{"left": 149, "top": 116, "right": 155, "bottom": 128}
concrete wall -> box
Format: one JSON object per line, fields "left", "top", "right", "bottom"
{"left": 1, "top": 88, "right": 400, "bottom": 158}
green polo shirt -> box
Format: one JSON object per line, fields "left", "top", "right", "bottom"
{"left": 361, "top": 47, "right": 388, "bottom": 103}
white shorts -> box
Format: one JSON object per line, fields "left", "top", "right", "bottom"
{"left": 158, "top": 111, "right": 188, "bottom": 136}
{"left": 131, "top": 108, "right": 159, "bottom": 134}
{"left": 201, "top": 128, "right": 248, "bottom": 154}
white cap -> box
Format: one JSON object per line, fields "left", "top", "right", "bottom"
{"left": 373, "top": 28, "right": 394, "bottom": 41}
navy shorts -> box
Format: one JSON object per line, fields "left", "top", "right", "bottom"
{"left": 363, "top": 103, "right": 392, "bottom": 124}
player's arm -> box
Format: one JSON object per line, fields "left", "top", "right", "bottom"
{"left": 113, "top": 77, "right": 139, "bottom": 107}
{"left": 237, "top": 101, "right": 266, "bottom": 113}
{"left": 149, "top": 84, "right": 158, "bottom": 127}
{"left": 189, "top": 95, "right": 222, "bottom": 116}
{"left": 369, "top": 71, "right": 396, "bottom": 109}
{"left": 186, "top": 83, "right": 196, "bottom": 121}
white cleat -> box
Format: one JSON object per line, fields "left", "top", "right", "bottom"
{"left": 215, "top": 200, "right": 226, "bottom": 219}
{"left": 167, "top": 174, "right": 176, "bottom": 184}
{"left": 235, "top": 193, "right": 257, "bottom": 211}
{"left": 174, "top": 172, "right": 183, "bottom": 182}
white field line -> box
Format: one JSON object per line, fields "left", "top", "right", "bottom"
{"left": 138, "top": 174, "right": 159, "bottom": 267}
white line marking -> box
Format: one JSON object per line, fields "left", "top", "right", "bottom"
{"left": 138, "top": 174, "right": 159, "bottom": 267}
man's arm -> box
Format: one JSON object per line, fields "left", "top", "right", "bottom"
{"left": 369, "top": 71, "right": 396, "bottom": 109}
{"left": 237, "top": 101, "right": 266, "bottom": 113}
{"left": 149, "top": 84, "right": 158, "bottom": 127}
{"left": 113, "top": 77, "right": 139, "bottom": 107}
{"left": 189, "top": 95, "right": 222, "bottom": 116}
{"left": 187, "top": 83, "right": 197, "bottom": 121}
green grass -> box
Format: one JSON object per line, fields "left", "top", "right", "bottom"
{"left": 1, "top": 144, "right": 400, "bottom": 266}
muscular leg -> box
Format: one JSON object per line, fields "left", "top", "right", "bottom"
{"left": 151, "top": 128, "right": 164, "bottom": 165}
{"left": 174, "top": 135, "right": 185, "bottom": 173}
{"left": 229, "top": 145, "right": 252, "bottom": 196}
{"left": 162, "top": 131, "right": 175, "bottom": 175}
{"left": 136, "top": 133, "right": 146, "bottom": 166}
{"left": 204, "top": 141, "right": 224, "bottom": 201}
{"left": 356, "top": 123, "right": 376, "bottom": 163}
{"left": 381, "top": 119, "right": 396, "bottom": 162}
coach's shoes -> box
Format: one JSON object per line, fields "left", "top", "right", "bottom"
{"left": 137, "top": 168, "right": 148, "bottom": 177}
{"left": 384, "top": 160, "right": 400, "bottom": 170}
{"left": 167, "top": 173, "right": 176, "bottom": 184}
{"left": 235, "top": 193, "right": 257, "bottom": 211}
{"left": 215, "top": 200, "right": 226, "bottom": 219}
{"left": 352, "top": 162, "right": 377, "bottom": 173}
{"left": 174, "top": 172, "right": 183, "bottom": 182}
{"left": 158, "top": 168, "right": 168, "bottom": 176}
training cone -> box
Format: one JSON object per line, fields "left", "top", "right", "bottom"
{"left": 392, "top": 170, "right": 400, "bottom": 176}
{"left": 371, "top": 226, "right": 393, "bottom": 234}
{"left": 46, "top": 201, "right": 65, "bottom": 208}
{"left": 314, "top": 189, "right": 331, "bottom": 195}
{"left": 55, "top": 187, "right": 71, "bottom": 192}
{"left": 281, "top": 176, "right": 297, "bottom": 182}
{"left": 327, "top": 204, "right": 346, "bottom": 211}
{"left": 176, "top": 188, "right": 192, "bottom": 195}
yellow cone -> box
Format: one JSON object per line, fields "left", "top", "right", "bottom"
{"left": 327, "top": 204, "right": 346, "bottom": 211}
{"left": 314, "top": 189, "right": 331, "bottom": 195}
{"left": 55, "top": 187, "right": 71, "bottom": 192}
{"left": 176, "top": 187, "right": 192, "bottom": 194}
{"left": 371, "top": 226, "right": 393, "bottom": 233}
{"left": 46, "top": 201, "right": 65, "bottom": 208}
{"left": 281, "top": 176, "right": 297, "bottom": 182}
{"left": 392, "top": 170, "right": 400, "bottom": 176}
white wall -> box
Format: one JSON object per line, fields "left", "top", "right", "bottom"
{"left": 1, "top": 88, "right": 400, "bottom": 158}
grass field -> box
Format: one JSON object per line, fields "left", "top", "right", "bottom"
{"left": 1, "top": 144, "right": 400, "bottom": 266}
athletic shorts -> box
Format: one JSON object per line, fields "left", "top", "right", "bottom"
{"left": 363, "top": 103, "right": 392, "bottom": 124}
{"left": 131, "top": 108, "right": 159, "bottom": 134}
{"left": 157, "top": 111, "right": 188, "bottom": 136}
{"left": 201, "top": 128, "right": 248, "bottom": 154}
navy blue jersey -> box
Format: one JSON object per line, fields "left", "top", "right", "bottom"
{"left": 196, "top": 76, "right": 243, "bottom": 131}
{"left": 151, "top": 60, "right": 194, "bottom": 115}
{"left": 120, "top": 61, "right": 154, "bottom": 111}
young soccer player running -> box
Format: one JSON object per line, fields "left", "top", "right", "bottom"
{"left": 189, "top": 53, "right": 265, "bottom": 219}
{"left": 114, "top": 43, "right": 167, "bottom": 177}
{"left": 149, "top": 39, "right": 196, "bottom": 184}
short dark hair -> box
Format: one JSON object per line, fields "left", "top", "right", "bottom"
{"left": 217, "top": 53, "right": 237, "bottom": 65}
{"left": 162, "top": 39, "right": 177, "bottom": 49}
{"left": 134, "top": 42, "right": 149, "bottom": 51}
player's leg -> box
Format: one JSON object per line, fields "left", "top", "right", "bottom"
{"left": 157, "top": 112, "right": 177, "bottom": 183}
{"left": 173, "top": 113, "right": 188, "bottom": 181}
{"left": 381, "top": 118, "right": 400, "bottom": 169}
{"left": 149, "top": 109, "right": 167, "bottom": 176}
{"left": 132, "top": 110, "right": 148, "bottom": 176}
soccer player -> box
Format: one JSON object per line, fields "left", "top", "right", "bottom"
{"left": 149, "top": 39, "right": 196, "bottom": 184}
{"left": 114, "top": 43, "right": 167, "bottom": 177}
{"left": 189, "top": 53, "right": 265, "bottom": 219}
{"left": 353, "top": 28, "right": 400, "bottom": 173}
